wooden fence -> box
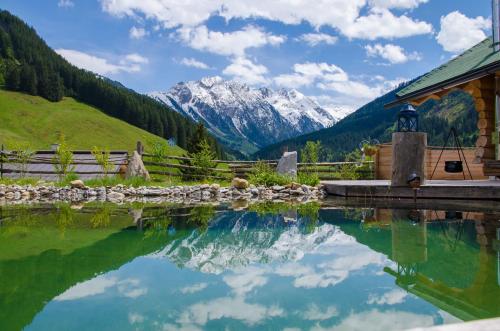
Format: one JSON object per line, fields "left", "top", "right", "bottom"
{"left": 375, "top": 144, "right": 487, "bottom": 180}
{"left": 0, "top": 148, "right": 128, "bottom": 180}
{"left": 141, "top": 153, "right": 375, "bottom": 180}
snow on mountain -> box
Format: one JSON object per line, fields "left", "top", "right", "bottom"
{"left": 149, "top": 77, "right": 350, "bottom": 154}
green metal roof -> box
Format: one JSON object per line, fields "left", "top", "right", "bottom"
{"left": 396, "top": 37, "right": 500, "bottom": 99}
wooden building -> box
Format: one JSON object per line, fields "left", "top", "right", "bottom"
{"left": 386, "top": 36, "right": 500, "bottom": 176}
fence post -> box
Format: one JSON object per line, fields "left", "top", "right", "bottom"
{"left": 0, "top": 144, "right": 3, "bottom": 179}
{"left": 136, "top": 141, "right": 144, "bottom": 157}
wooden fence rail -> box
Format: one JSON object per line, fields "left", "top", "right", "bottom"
{"left": 142, "top": 152, "right": 375, "bottom": 180}
{"left": 0, "top": 149, "right": 129, "bottom": 180}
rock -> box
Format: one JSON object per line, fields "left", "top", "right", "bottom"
{"left": 107, "top": 191, "right": 125, "bottom": 201}
{"left": 276, "top": 151, "right": 297, "bottom": 177}
{"left": 70, "top": 180, "right": 86, "bottom": 189}
{"left": 231, "top": 177, "right": 249, "bottom": 189}
{"left": 125, "top": 151, "right": 150, "bottom": 180}
{"left": 272, "top": 185, "right": 285, "bottom": 192}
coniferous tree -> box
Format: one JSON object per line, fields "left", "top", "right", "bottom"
{"left": 46, "top": 73, "right": 63, "bottom": 102}
{"left": 20, "top": 64, "right": 37, "bottom": 95}
{"left": 5, "top": 65, "right": 20, "bottom": 90}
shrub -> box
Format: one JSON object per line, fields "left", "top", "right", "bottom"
{"left": 91, "top": 146, "right": 114, "bottom": 177}
{"left": 6, "top": 140, "right": 34, "bottom": 177}
{"left": 52, "top": 134, "right": 75, "bottom": 181}
{"left": 248, "top": 161, "right": 292, "bottom": 186}
{"left": 182, "top": 139, "right": 217, "bottom": 181}
{"left": 297, "top": 172, "right": 320, "bottom": 186}
{"left": 149, "top": 140, "right": 169, "bottom": 163}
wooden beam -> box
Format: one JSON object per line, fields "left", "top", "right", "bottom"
{"left": 474, "top": 97, "right": 495, "bottom": 112}
{"left": 475, "top": 135, "right": 494, "bottom": 148}
{"left": 475, "top": 147, "right": 496, "bottom": 160}
{"left": 478, "top": 118, "right": 494, "bottom": 130}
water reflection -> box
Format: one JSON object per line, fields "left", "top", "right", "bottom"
{"left": 0, "top": 201, "right": 498, "bottom": 331}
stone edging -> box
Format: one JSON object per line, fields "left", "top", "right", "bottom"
{"left": 0, "top": 182, "right": 327, "bottom": 204}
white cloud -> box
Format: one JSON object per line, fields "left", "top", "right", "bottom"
{"left": 54, "top": 276, "right": 147, "bottom": 301}
{"left": 365, "top": 43, "right": 421, "bottom": 64}
{"left": 296, "top": 33, "right": 338, "bottom": 46}
{"left": 274, "top": 62, "right": 348, "bottom": 89}
{"left": 341, "top": 8, "right": 432, "bottom": 40}
{"left": 129, "top": 26, "right": 148, "bottom": 39}
{"left": 177, "top": 25, "right": 285, "bottom": 57}
{"left": 54, "top": 275, "right": 116, "bottom": 301}
{"left": 179, "top": 57, "right": 211, "bottom": 69}
{"left": 223, "top": 57, "right": 269, "bottom": 85}
{"left": 368, "top": 0, "right": 428, "bottom": 10}
{"left": 436, "top": 11, "right": 490, "bottom": 53}
{"left": 367, "top": 289, "right": 408, "bottom": 305}
{"left": 58, "top": 0, "right": 74, "bottom": 8}
{"left": 100, "top": 0, "right": 432, "bottom": 41}
{"left": 223, "top": 267, "right": 268, "bottom": 296}
{"left": 310, "top": 309, "right": 434, "bottom": 331}
{"left": 302, "top": 304, "right": 339, "bottom": 321}
{"left": 124, "top": 53, "right": 149, "bottom": 64}
{"left": 128, "top": 312, "right": 145, "bottom": 324}
{"left": 274, "top": 61, "right": 405, "bottom": 109}
{"left": 177, "top": 296, "right": 285, "bottom": 326}
{"left": 180, "top": 283, "right": 209, "bottom": 294}
{"left": 56, "top": 49, "right": 149, "bottom": 75}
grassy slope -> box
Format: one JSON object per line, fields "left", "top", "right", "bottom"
{"left": 0, "top": 89, "right": 185, "bottom": 153}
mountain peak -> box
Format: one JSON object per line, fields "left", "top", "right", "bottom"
{"left": 149, "top": 77, "right": 352, "bottom": 154}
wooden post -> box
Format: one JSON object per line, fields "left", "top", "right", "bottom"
{"left": 0, "top": 144, "right": 3, "bottom": 179}
{"left": 136, "top": 141, "right": 144, "bottom": 156}
{"left": 391, "top": 132, "right": 427, "bottom": 187}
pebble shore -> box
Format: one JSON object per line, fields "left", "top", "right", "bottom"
{"left": 0, "top": 182, "right": 327, "bottom": 205}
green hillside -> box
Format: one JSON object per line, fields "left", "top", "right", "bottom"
{"left": 254, "top": 82, "right": 478, "bottom": 161}
{"left": 0, "top": 10, "right": 224, "bottom": 158}
{"left": 0, "top": 89, "right": 185, "bottom": 153}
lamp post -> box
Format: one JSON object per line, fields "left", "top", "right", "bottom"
{"left": 397, "top": 104, "right": 419, "bottom": 132}
{"left": 391, "top": 104, "right": 427, "bottom": 187}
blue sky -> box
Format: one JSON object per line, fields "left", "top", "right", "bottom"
{"left": 0, "top": 0, "right": 493, "bottom": 111}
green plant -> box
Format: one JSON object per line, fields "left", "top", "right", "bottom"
{"left": 6, "top": 140, "right": 34, "bottom": 177}
{"left": 297, "top": 172, "right": 320, "bottom": 186}
{"left": 84, "top": 175, "right": 148, "bottom": 188}
{"left": 298, "top": 201, "right": 321, "bottom": 233}
{"left": 149, "top": 140, "right": 169, "bottom": 163}
{"left": 248, "top": 161, "right": 292, "bottom": 186}
{"left": 182, "top": 138, "right": 217, "bottom": 181}
{"left": 301, "top": 141, "right": 322, "bottom": 164}
{"left": 91, "top": 146, "right": 114, "bottom": 177}
{"left": 52, "top": 134, "right": 75, "bottom": 181}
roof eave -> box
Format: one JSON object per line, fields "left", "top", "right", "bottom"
{"left": 384, "top": 61, "right": 500, "bottom": 109}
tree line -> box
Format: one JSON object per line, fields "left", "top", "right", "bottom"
{"left": 0, "top": 10, "right": 224, "bottom": 158}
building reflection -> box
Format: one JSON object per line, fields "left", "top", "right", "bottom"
{"left": 367, "top": 208, "right": 500, "bottom": 321}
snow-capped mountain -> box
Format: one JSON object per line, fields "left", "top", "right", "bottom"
{"left": 149, "top": 77, "right": 350, "bottom": 154}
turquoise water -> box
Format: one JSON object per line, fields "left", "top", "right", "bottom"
{"left": 0, "top": 202, "right": 499, "bottom": 331}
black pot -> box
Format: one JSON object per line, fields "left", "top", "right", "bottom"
{"left": 445, "top": 161, "right": 463, "bottom": 173}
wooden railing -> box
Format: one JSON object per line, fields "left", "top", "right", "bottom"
{"left": 141, "top": 153, "right": 375, "bottom": 180}
{"left": 0, "top": 149, "right": 128, "bottom": 179}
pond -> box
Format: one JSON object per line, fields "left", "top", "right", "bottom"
{"left": 0, "top": 200, "right": 499, "bottom": 331}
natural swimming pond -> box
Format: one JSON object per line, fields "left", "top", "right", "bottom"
{"left": 0, "top": 200, "right": 499, "bottom": 331}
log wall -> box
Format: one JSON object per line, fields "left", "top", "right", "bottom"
{"left": 375, "top": 144, "right": 487, "bottom": 180}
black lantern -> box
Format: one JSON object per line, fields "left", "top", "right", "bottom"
{"left": 397, "top": 104, "right": 418, "bottom": 132}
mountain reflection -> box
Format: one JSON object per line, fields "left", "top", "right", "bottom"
{"left": 0, "top": 202, "right": 499, "bottom": 331}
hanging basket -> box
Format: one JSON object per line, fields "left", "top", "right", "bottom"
{"left": 444, "top": 161, "right": 463, "bottom": 173}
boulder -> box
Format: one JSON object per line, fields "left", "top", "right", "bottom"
{"left": 125, "top": 151, "right": 150, "bottom": 180}
{"left": 231, "top": 177, "right": 249, "bottom": 189}
{"left": 277, "top": 151, "right": 297, "bottom": 177}
{"left": 70, "top": 180, "right": 86, "bottom": 189}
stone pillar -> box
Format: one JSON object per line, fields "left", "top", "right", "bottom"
{"left": 391, "top": 132, "right": 427, "bottom": 187}
{"left": 277, "top": 151, "right": 297, "bottom": 178}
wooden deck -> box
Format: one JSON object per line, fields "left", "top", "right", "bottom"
{"left": 322, "top": 180, "right": 500, "bottom": 200}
